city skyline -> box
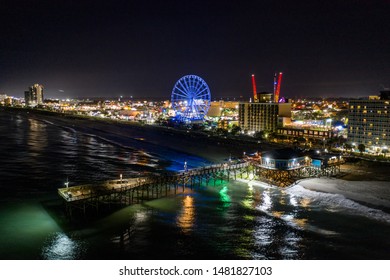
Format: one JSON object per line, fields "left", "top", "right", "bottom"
{"left": 1, "top": 0, "right": 390, "bottom": 99}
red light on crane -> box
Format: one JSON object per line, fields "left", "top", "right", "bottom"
{"left": 274, "top": 72, "right": 283, "bottom": 103}
{"left": 251, "top": 74, "right": 258, "bottom": 102}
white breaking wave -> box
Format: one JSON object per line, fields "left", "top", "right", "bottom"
{"left": 41, "top": 120, "right": 54, "bottom": 125}
{"left": 287, "top": 184, "right": 390, "bottom": 224}
{"left": 59, "top": 125, "right": 77, "bottom": 134}
{"left": 254, "top": 200, "right": 339, "bottom": 236}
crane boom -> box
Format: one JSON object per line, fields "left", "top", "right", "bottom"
{"left": 251, "top": 74, "right": 258, "bottom": 102}
{"left": 274, "top": 72, "right": 283, "bottom": 103}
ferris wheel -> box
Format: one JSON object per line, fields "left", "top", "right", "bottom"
{"left": 171, "top": 75, "right": 211, "bottom": 121}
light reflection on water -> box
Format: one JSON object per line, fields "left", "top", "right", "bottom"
{"left": 259, "top": 190, "right": 272, "bottom": 212}
{"left": 300, "top": 198, "right": 311, "bottom": 208}
{"left": 110, "top": 210, "right": 150, "bottom": 253}
{"left": 42, "top": 232, "right": 86, "bottom": 260}
{"left": 28, "top": 119, "right": 48, "bottom": 153}
{"left": 219, "top": 186, "right": 231, "bottom": 206}
{"left": 177, "top": 195, "right": 195, "bottom": 234}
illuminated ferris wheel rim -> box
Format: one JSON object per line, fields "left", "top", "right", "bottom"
{"left": 171, "top": 75, "right": 211, "bottom": 120}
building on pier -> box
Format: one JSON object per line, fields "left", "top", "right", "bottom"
{"left": 258, "top": 148, "right": 310, "bottom": 170}
{"left": 248, "top": 148, "right": 344, "bottom": 187}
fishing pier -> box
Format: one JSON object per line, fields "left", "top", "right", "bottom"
{"left": 58, "top": 161, "right": 251, "bottom": 217}
{"left": 58, "top": 149, "right": 344, "bottom": 217}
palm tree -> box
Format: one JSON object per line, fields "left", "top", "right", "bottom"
{"left": 230, "top": 125, "right": 241, "bottom": 136}
{"left": 344, "top": 143, "right": 352, "bottom": 153}
{"left": 358, "top": 144, "right": 365, "bottom": 155}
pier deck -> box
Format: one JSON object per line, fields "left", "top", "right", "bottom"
{"left": 58, "top": 177, "right": 151, "bottom": 202}
{"left": 58, "top": 161, "right": 251, "bottom": 217}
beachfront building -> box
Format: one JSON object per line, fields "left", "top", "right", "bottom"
{"left": 248, "top": 148, "right": 344, "bottom": 187}
{"left": 348, "top": 91, "right": 390, "bottom": 152}
{"left": 277, "top": 126, "right": 337, "bottom": 140}
{"left": 277, "top": 118, "right": 339, "bottom": 143}
{"left": 259, "top": 148, "right": 310, "bottom": 170}
{"left": 238, "top": 101, "right": 291, "bottom": 134}
{"left": 207, "top": 100, "right": 239, "bottom": 130}
{"left": 0, "top": 94, "right": 8, "bottom": 106}
{"left": 207, "top": 101, "right": 239, "bottom": 117}
{"left": 24, "top": 84, "right": 44, "bottom": 106}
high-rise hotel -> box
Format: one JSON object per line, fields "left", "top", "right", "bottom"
{"left": 238, "top": 93, "right": 291, "bottom": 134}
{"left": 24, "top": 84, "right": 44, "bottom": 106}
{"left": 348, "top": 90, "right": 390, "bottom": 151}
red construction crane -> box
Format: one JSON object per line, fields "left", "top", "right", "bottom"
{"left": 251, "top": 74, "right": 258, "bottom": 102}
{"left": 274, "top": 72, "right": 283, "bottom": 103}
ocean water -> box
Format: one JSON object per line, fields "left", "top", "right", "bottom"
{"left": 0, "top": 109, "right": 389, "bottom": 260}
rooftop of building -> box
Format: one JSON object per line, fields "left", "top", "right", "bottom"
{"left": 261, "top": 148, "right": 306, "bottom": 160}
{"left": 260, "top": 148, "right": 341, "bottom": 161}
{"left": 305, "top": 150, "right": 342, "bottom": 161}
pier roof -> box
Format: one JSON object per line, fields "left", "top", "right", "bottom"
{"left": 261, "top": 148, "right": 306, "bottom": 160}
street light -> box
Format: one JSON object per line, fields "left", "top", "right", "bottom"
{"left": 64, "top": 178, "right": 69, "bottom": 188}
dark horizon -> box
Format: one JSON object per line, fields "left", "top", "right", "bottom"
{"left": 40, "top": 95, "right": 365, "bottom": 102}
{"left": 1, "top": 0, "right": 389, "bottom": 100}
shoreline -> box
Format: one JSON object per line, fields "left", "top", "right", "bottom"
{"left": 2, "top": 106, "right": 277, "bottom": 163}
{"left": 4, "top": 106, "right": 390, "bottom": 167}
{"left": 240, "top": 178, "right": 390, "bottom": 214}
{"left": 297, "top": 178, "right": 390, "bottom": 208}
{"left": 3, "top": 106, "right": 390, "bottom": 208}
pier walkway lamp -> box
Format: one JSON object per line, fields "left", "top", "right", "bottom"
{"left": 64, "top": 178, "right": 69, "bottom": 188}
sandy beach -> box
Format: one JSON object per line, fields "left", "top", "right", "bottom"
{"left": 340, "top": 160, "right": 390, "bottom": 181}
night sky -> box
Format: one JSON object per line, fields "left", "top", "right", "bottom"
{"left": 1, "top": 0, "right": 390, "bottom": 100}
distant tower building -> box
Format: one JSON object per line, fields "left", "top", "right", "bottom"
{"left": 348, "top": 94, "right": 390, "bottom": 151}
{"left": 25, "top": 84, "right": 44, "bottom": 106}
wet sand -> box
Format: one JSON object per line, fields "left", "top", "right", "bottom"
{"left": 340, "top": 160, "right": 390, "bottom": 181}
